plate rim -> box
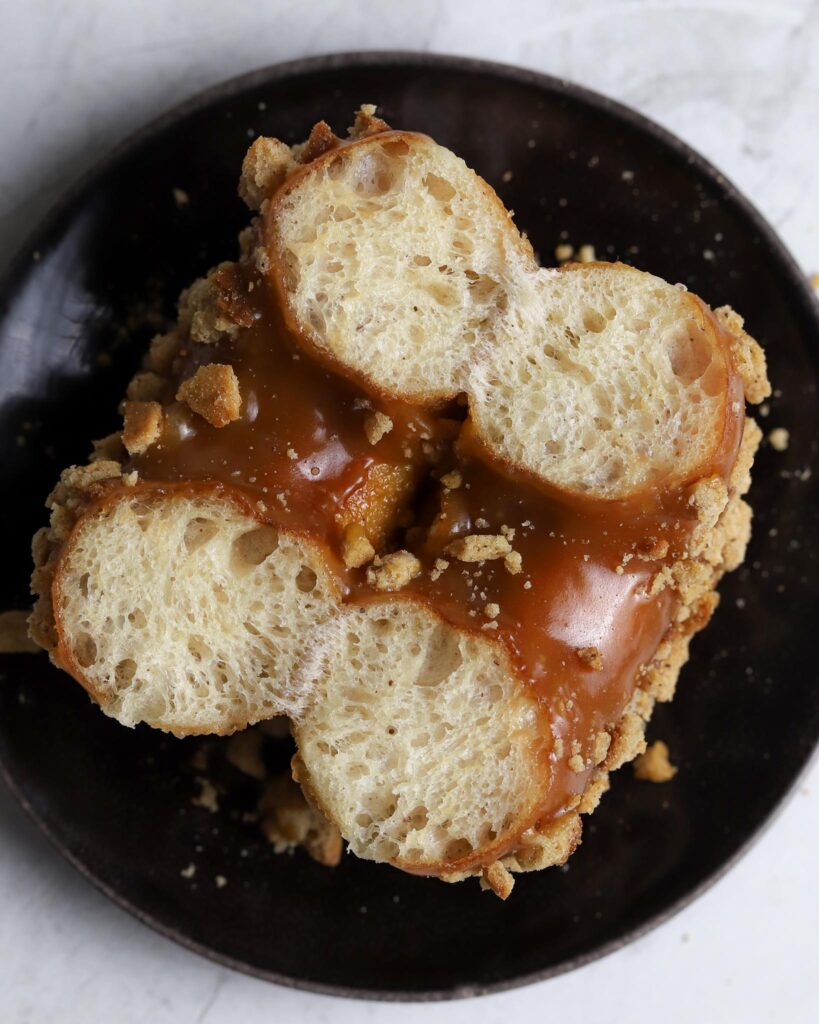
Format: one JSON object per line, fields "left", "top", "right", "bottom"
{"left": 1, "top": 49, "right": 818, "bottom": 1002}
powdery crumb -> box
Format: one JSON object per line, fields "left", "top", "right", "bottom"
{"left": 239, "top": 137, "right": 296, "bottom": 209}
{"left": 650, "top": 566, "right": 674, "bottom": 595}
{"left": 177, "top": 364, "right": 241, "bottom": 427}
{"left": 593, "top": 731, "right": 611, "bottom": 764}
{"left": 568, "top": 754, "right": 585, "bottom": 773}
{"left": 440, "top": 470, "right": 462, "bottom": 489}
{"left": 577, "top": 646, "right": 603, "bottom": 671}
{"left": 481, "top": 861, "right": 515, "bottom": 899}
{"left": 122, "top": 400, "right": 163, "bottom": 455}
{"left": 484, "top": 602, "right": 500, "bottom": 619}
{"left": 215, "top": 875, "right": 228, "bottom": 888}
{"left": 341, "top": 523, "right": 375, "bottom": 568}
{"left": 364, "top": 411, "right": 393, "bottom": 445}
{"left": 446, "top": 534, "right": 511, "bottom": 563}
{"left": 429, "top": 557, "right": 449, "bottom": 581}
{"left": 768, "top": 427, "right": 790, "bottom": 452}
{"left": 634, "top": 740, "right": 678, "bottom": 782}
{"left": 713, "top": 305, "right": 771, "bottom": 404}
{"left": 366, "top": 550, "right": 421, "bottom": 591}
{"left": 577, "top": 244, "right": 596, "bottom": 263}
{"left": 180, "top": 863, "right": 196, "bottom": 879}
{"left": 0, "top": 610, "right": 39, "bottom": 653}
{"left": 501, "top": 170, "right": 513, "bottom": 183}
{"left": 504, "top": 550, "right": 523, "bottom": 575}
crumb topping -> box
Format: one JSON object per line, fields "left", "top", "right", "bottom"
{"left": 341, "top": 523, "right": 376, "bottom": 568}
{"left": 176, "top": 364, "right": 241, "bottom": 427}
{"left": 364, "top": 411, "right": 394, "bottom": 445}
{"left": 366, "top": 550, "right": 422, "bottom": 591}
{"left": 445, "top": 534, "right": 512, "bottom": 562}
{"left": 122, "top": 400, "right": 163, "bottom": 455}
{"left": 577, "top": 646, "right": 603, "bottom": 671}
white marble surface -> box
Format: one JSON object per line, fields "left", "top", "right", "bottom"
{"left": 2, "top": 1, "right": 818, "bottom": 1021}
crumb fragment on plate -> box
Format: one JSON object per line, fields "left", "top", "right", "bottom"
{"left": 480, "top": 861, "right": 515, "bottom": 899}
{"left": 634, "top": 740, "right": 678, "bottom": 782}
{"left": 259, "top": 773, "right": 342, "bottom": 866}
{"left": 768, "top": 427, "right": 789, "bottom": 452}
{"left": 191, "top": 776, "right": 220, "bottom": 813}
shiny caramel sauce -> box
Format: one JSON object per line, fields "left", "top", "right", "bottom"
{"left": 129, "top": 262, "right": 744, "bottom": 842}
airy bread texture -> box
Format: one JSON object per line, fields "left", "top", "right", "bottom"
{"left": 50, "top": 485, "right": 337, "bottom": 733}
{"left": 292, "top": 601, "right": 545, "bottom": 871}
{"left": 292, "top": 419, "right": 762, "bottom": 880}
{"left": 267, "top": 132, "right": 743, "bottom": 499}
{"left": 29, "top": 108, "right": 770, "bottom": 888}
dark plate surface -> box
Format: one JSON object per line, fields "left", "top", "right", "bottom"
{"left": 1, "top": 53, "right": 817, "bottom": 1001}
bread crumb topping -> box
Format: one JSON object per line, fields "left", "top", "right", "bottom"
{"left": 577, "top": 646, "right": 603, "bottom": 671}
{"left": 341, "top": 523, "right": 376, "bottom": 568}
{"left": 446, "top": 534, "right": 511, "bottom": 562}
{"left": 177, "top": 364, "right": 241, "bottom": 427}
{"left": 364, "top": 411, "right": 394, "bottom": 445}
{"left": 367, "top": 550, "right": 422, "bottom": 591}
{"left": 122, "top": 400, "right": 163, "bottom": 455}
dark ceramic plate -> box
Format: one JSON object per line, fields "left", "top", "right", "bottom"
{"left": 1, "top": 53, "right": 817, "bottom": 1001}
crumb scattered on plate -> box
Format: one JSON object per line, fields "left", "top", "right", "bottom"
{"left": 634, "top": 740, "right": 678, "bottom": 782}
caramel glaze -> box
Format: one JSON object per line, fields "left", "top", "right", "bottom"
{"left": 128, "top": 262, "right": 745, "bottom": 862}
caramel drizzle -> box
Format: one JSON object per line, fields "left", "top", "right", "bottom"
{"left": 130, "top": 263, "right": 744, "bottom": 839}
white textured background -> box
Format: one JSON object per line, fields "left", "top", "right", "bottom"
{"left": 1, "top": 2, "right": 817, "bottom": 1022}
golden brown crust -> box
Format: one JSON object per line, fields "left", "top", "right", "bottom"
{"left": 29, "top": 111, "right": 771, "bottom": 893}
{"left": 480, "top": 861, "right": 515, "bottom": 899}
{"left": 29, "top": 461, "right": 126, "bottom": 653}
